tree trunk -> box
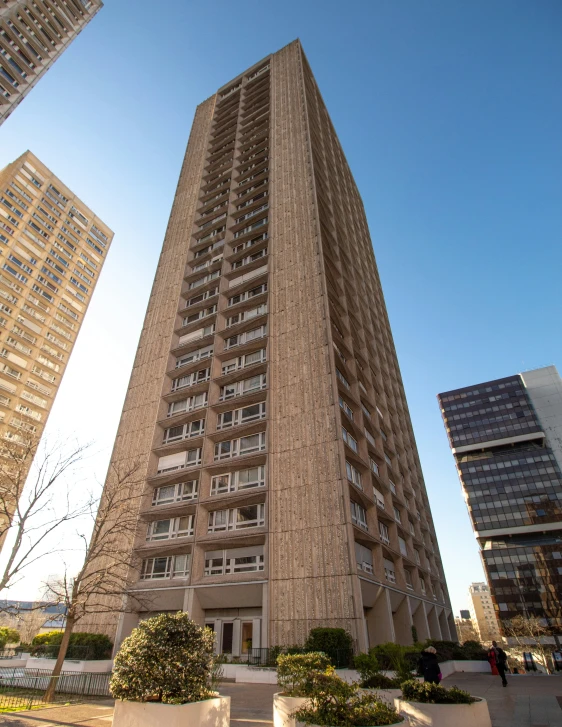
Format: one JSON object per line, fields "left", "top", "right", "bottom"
{"left": 43, "top": 616, "right": 76, "bottom": 703}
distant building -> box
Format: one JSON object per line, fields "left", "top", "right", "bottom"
{"left": 454, "top": 614, "right": 479, "bottom": 643}
{"left": 0, "top": 0, "right": 104, "bottom": 126}
{"left": 439, "top": 366, "right": 562, "bottom": 631}
{"left": 469, "top": 582, "right": 501, "bottom": 642}
{"left": 0, "top": 151, "right": 113, "bottom": 550}
{"left": 460, "top": 609, "right": 470, "bottom": 620}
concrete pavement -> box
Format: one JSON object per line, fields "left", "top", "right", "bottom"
{"left": 1, "top": 673, "right": 562, "bottom": 726}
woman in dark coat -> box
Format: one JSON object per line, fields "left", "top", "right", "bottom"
{"left": 418, "top": 646, "right": 441, "bottom": 684}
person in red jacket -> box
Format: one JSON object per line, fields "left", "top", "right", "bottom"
{"left": 488, "top": 641, "right": 508, "bottom": 687}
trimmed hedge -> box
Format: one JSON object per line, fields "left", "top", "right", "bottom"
{"left": 304, "top": 627, "right": 353, "bottom": 655}
{"left": 401, "top": 679, "right": 477, "bottom": 704}
{"left": 31, "top": 631, "right": 112, "bottom": 660}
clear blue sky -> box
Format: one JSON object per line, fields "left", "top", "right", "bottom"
{"left": 0, "top": 0, "right": 560, "bottom": 615}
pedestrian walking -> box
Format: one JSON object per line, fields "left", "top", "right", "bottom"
{"left": 487, "top": 641, "right": 508, "bottom": 687}
{"left": 418, "top": 645, "right": 441, "bottom": 684}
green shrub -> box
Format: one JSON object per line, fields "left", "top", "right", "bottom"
{"left": 0, "top": 627, "right": 20, "bottom": 648}
{"left": 458, "top": 640, "right": 488, "bottom": 661}
{"left": 277, "top": 652, "right": 333, "bottom": 696}
{"left": 305, "top": 628, "right": 353, "bottom": 657}
{"left": 31, "top": 631, "right": 112, "bottom": 659}
{"left": 294, "top": 672, "right": 402, "bottom": 726}
{"left": 110, "top": 612, "right": 218, "bottom": 704}
{"left": 401, "top": 679, "right": 477, "bottom": 704}
{"left": 422, "top": 639, "right": 487, "bottom": 662}
{"left": 370, "top": 643, "right": 416, "bottom": 682}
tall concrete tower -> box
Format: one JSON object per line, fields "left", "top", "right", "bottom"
{"left": 85, "top": 40, "right": 453, "bottom": 655}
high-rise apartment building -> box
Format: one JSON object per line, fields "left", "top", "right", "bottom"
{"left": 86, "top": 40, "right": 453, "bottom": 656}
{"left": 468, "top": 583, "right": 501, "bottom": 642}
{"left": 0, "top": 150, "right": 112, "bottom": 517}
{"left": 439, "top": 366, "right": 562, "bottom": 630}
{"left": 0, "top": 0, "right": 103, "bottom": 126}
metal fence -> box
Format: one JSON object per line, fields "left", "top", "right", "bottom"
{"left": 246, "top": 646, "right": 355, "bottom": 669}
{"left": 0, "top": 667, "right": 111, "bottom": 712}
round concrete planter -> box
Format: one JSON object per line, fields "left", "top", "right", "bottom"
{"left": 395, "top": 697, "right": 491, "bottom": 727}
{"left": 273, "top": 693, "right": 308, "bottom": 727}
{"left": 296, "top": 721, "right": 405, "bottom": 727}
{"left": 112, "top": 695, "right": 231, "bottom": 727}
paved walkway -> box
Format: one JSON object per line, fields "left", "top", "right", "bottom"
{"left": 1, "top": 675, "right": 562, "bottom": 726}
{"left": 442, "top": 672, "right": 562, "bottom": 727}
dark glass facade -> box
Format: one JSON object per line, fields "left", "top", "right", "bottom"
{"left": 439, "top": 373, "right": 562, "bottom": 630}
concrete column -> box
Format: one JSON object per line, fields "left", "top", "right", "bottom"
{"left": 252, "top": 618, "right": 262, "bottom": 649}
{"left": 232, "top": 620, "right": 241, "bottom": 657}
{"left": 214, "top": 620, "right": 222, "bottom": 654}
{"left": 114, "top": 611, "right": 139, "bottom": 655}
{"left": 438, "top": 609, "right": 451, "bottom": 641}
{"left": 447, "top": 612, "right": 458, "bottom": 641}
{"left": 425, "top": 604, "right": 442, "bottom": 640}
{"left": 365, "top": 588, "right": 395, "bottom": 645}
{"left": 183, "top": 587, "right": 205, "bottom": 626}
{"left": 393, "top": 596, "right": 414, "bottom": 645}
{"left": 262, "top": 582, "right": 269, "bottom": 648}
{"left": 410, "top": 598, "right": 430, "bottom": 643}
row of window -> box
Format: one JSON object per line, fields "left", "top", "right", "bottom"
{"left": 140, "top": 545, "right": 265, "bottom": 581}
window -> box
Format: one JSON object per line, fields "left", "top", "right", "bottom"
{"left": 217, "top": 402, "right": 266, "bottom": 430}
{"left": 336, "top": 368, "right": 350, "bottom": 389}
{"left": 211, "top": 465, "right": 266, "bottom": 495}
{"left": 177, "top": 324, "right": 215, "bottom": 347}
{"left": 361, "top": 403, "right": 371, "bottom": 419}
{"left": 370, "top": 458, "right": 380, "bottom": 476}
{"left": 188, "top": 270, "right": 220, "bottom": 290}
{"left": 156, "top": 448, "right": 201, "bottom": 474}
{"left": 225, "top": 324, "right": 267, "bottom": 349}
{"left": 384, "top": 558, "right": 396, "bottom": 583}
{"left": 389, "top": 479, "right": 397, "bottom": 494}
{"left": 146, "top": 515, "right": 194, "bottom": 541}
{"left": 176, "top": 344, "right": 213, "bottom": 369}
{"left": 219, "top": 373, "right": 266, "bottom": 400}
{"left": 373, "top": 486, "right": 385, "bottom": 509}
{"left": 221, "top": 349, "right": 266, "bottom": 374}
{"left": 214, "top": 431, "right": 266, "bottom": 460}
{"left": 345, "top": 460, "right": 362, "bottom": 490}
{"left": 185, "top": 287, "right": 218, "bottom": 308}
{"left": 355, "top": 542, "right": 373, "bottom": 574}
{"left": 152, "top": 480, "right": 198, "bottom": 506}
{"left": 379, "top": 521, "right": 390, "bottom": 545}
{"left": 141, "top": 554, "right": 191, "bottom": 580}
{"left": 207, "top": 504, "right": 265, "bottom": 532}
{"left": 162, "top": 418, "right": 205, "bottom": 443}
{"left": 398, "top": 536, "right": 408, "bottom": 557}
{"left": 351, "top": 501, "right": 367, "bottom": 530}
{"left": 226, "top": 303, "right": 267, "bottom": 327}
{"left": 342, "top": 427, "right": 357, "bottom": 452}
{"left": 384, "top": 453, "right": 392, "bottom": 467}
{"left": 182, "top": 305, "right": 217, "bottom": 326}
{"left": 168, "top": 392, "right": 207, "bottom": 416}
{"left": 228, "top": 282, "right": 267, "bottom": 307}
{"left": 404, "top": 570, "right": 414, "bottom": 590}
{"left": 204, "top": 546, "right": 264, "bottom": 576}
{"left": 339, "top": 396, "right": 353, "bottom": 420}
{"left": 171, "top": 367, "right": 210, "bottom": 392}
{"left": 393, "top": 506, "right": 401, "bottom": 523}
{"left": 420, "top": 578, "right": 426, "bottom": 594}
{"left": 362, "top": 429, "right": 375, "bottom": 449}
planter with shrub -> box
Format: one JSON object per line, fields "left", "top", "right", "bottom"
{"left": 275, "top": 652, "right": 333, "bottom": 727}
{"left": 294, "top": 672, "right": 404, "bottom": 726}
{"left": 353, "top": 652, "right": 402, "bottom": 704}
{"left": 110, "top": 612, "right": 229, "bottom": 727}
{"left": 395, "top": 679, "right": 491, "bottom": 727}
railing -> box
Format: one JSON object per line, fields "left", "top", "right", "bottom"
{"left": 246, "top": 646, "right": 355, "bottom": 669}
{"left": 0, "top": 669, "right": 111, "bottom": 711}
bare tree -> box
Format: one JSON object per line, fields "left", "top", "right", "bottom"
{"left": 0, "top": 431, "right": 91, "bottom": 601}
{"left": 43, "top": 460, "right": 151, "bottom": 702}
{"left": 502, "top": 615, "right": 555, "bottom": 673}
{"left": 455, "top": 618, "right": 480, "bottom": 644}
{"left": 0, "top": 607, "right": 48, "bottom": 643}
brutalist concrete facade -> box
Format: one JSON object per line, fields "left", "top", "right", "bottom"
{"left": 83, "top": 40, "right": 453, "bottom": 655}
